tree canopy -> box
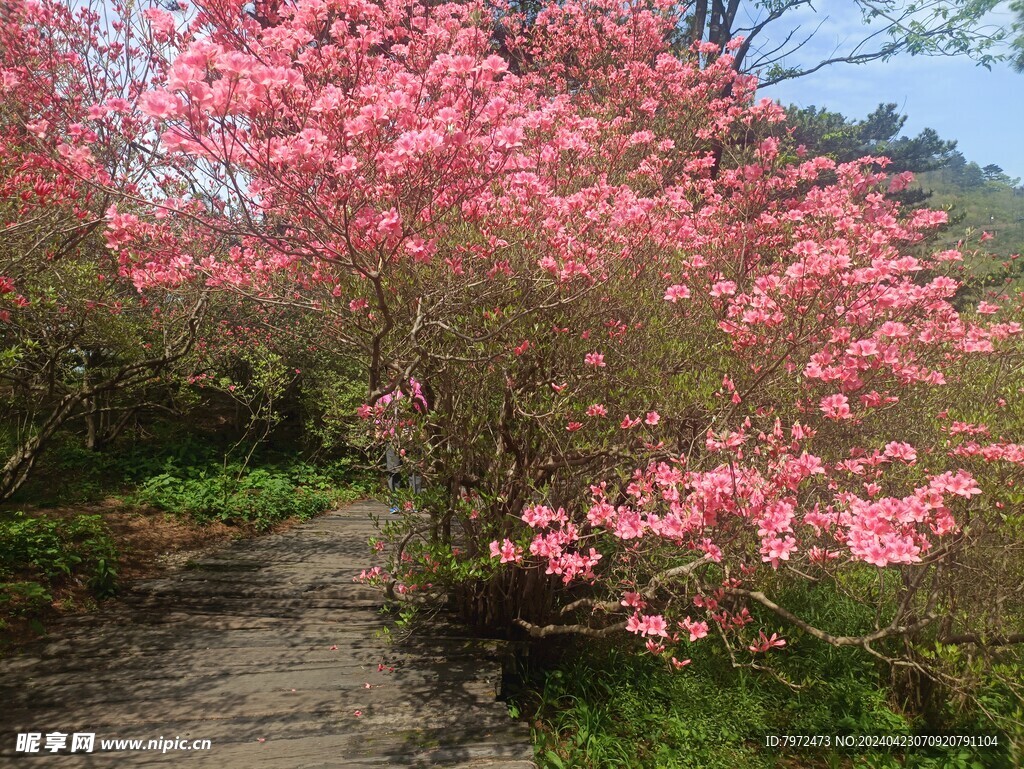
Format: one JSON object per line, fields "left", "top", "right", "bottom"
{"left": 783, "top": 102, "right": 958, "bottom": 173}
{"left": 679, "top": 0, "right": 1007, "bottom": 85}
{"left": 1011, "top": 0, "right": 1024, "bottom": 72}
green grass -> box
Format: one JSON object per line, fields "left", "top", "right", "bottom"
{"left": 511, "top": 578, "right": 1021, "bottom": 768}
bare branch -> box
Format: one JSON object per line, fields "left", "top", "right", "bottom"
{"left": 514, "top": 618, "right": 627, "bottom": 638}
{"left": 724, "top": 586, "right": 938, "bottom": 648}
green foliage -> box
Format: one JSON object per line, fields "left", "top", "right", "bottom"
{"left": 1010, "top": 0, "right": 1024, "bottom": 73}
{"left": 8, "top": 415, "right": 374, "bottom": 508}
{"left": 300, "top": 358, "right": 371, "bottom": 455}
{"left": 135, "top": 460, "right": 366, "bottom": 530}
{"left": 520, "top": 639, "right": 1014, "bottom": 769}
{"left": 3, "top": 426, "right": 227, "bottom": 507}
{"left": 0, "top": 512, "right": 118, "bottom": 610}
{"left": 521, "top": 643, "right": 773, "bottom": 769}
{"left": 784, "top": 103, "right": 959, "bottom": 178}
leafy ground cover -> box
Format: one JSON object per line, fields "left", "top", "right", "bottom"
{"left": 0, "top": 511, "right": 117, "bottom": 628}
{"left": 506, "top": 568, "right": 1023, "bottom": 768}
{"left": 134, "top": 461, "right": 361, "bottom": 531}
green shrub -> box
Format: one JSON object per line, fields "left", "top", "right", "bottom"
{"left": 135, "top": 461, "right": 354, "bottom": 530}
{"left": 0, "top": 512, "right": 118, "bottom": 608}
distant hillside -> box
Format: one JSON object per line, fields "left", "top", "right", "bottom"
{"left": 912, "top": 169, "right": 1024, "bottom": 303}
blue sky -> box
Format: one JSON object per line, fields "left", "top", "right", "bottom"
{"left": 750, "top": 2, "right": 1024, "bottom": 180}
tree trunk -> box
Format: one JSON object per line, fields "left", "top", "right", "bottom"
{"left": 0, "top": 393, "right": 83, "bottom": 501}
{"left": 454, "top": 565, "right": 557, "bottom": 633}
{"left": 85, "top": 395, "right": 98, "bottom": 450}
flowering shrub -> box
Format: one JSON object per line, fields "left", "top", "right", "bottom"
{"left": 9, "top": 0, "right": 1023, "bottom": 682}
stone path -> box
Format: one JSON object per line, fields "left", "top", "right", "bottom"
{"left": 0, "top": 501, "right": 535, "bottom": 768}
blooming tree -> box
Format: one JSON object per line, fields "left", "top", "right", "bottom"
{"left": 0, "top": 0, "right": 215, "bottom": 498}
{"left": 32, "top": 0, "right": 1022, "bottom": 680}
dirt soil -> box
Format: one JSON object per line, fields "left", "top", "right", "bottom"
{"left": 31, "top": 498, "right": 240, "bottom": 577}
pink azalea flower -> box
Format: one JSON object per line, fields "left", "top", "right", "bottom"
{"left": 626, "top": 612, "right": 643, "bottom": 634}
{"left": 664, "top": 284, "right": 690, "bottom": 302}
{"left": 749, "top": 631, "right": 786, "bottom": 653}
{"left": 630, "top": 613, "right": 668, "bottom": 637}
{"left": 645, "top": 639, "right": 666, "bottom": 654}
{"left": 883, "top": 441, "right": 917, "bottom": 463}
{"left": 681, "top": 617, "right": 709, "bottom": 642}
{"left": 488, "top": 538, "right": 523, "bottom": 564}
{"left": 820, "top": 393, "right": 852, "bottom": 420}
{"left": 709, "top": 280, "right": 737, "bottom": 297}
{"left": 620, "top": 591, "right": 646, "bottom": 609}
{"left": 139, "top": 90, "right": 183, "bottom": 120}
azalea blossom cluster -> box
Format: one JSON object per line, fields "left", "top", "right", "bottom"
{"left": 490, "top": 417, "right": 989, "bottom": 654}
{"left": 358, "top": 378, "right": 428, "bottom": 438}
{"left": 121, "top": 0, "right": 1020, "bottom": 654}
{"left": 480, "top": 119, "right": 1021, "bottom": 657}
{"left": 111, "top": 0, "right": 784, "bottom": 307}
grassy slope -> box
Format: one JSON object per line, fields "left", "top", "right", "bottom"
{"left": 914, "top": 174, "right": 1024, "bottom": 297}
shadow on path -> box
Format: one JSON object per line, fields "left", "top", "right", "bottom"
{"left": 0, "top": 501, "right": 535, "bottom": 768}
